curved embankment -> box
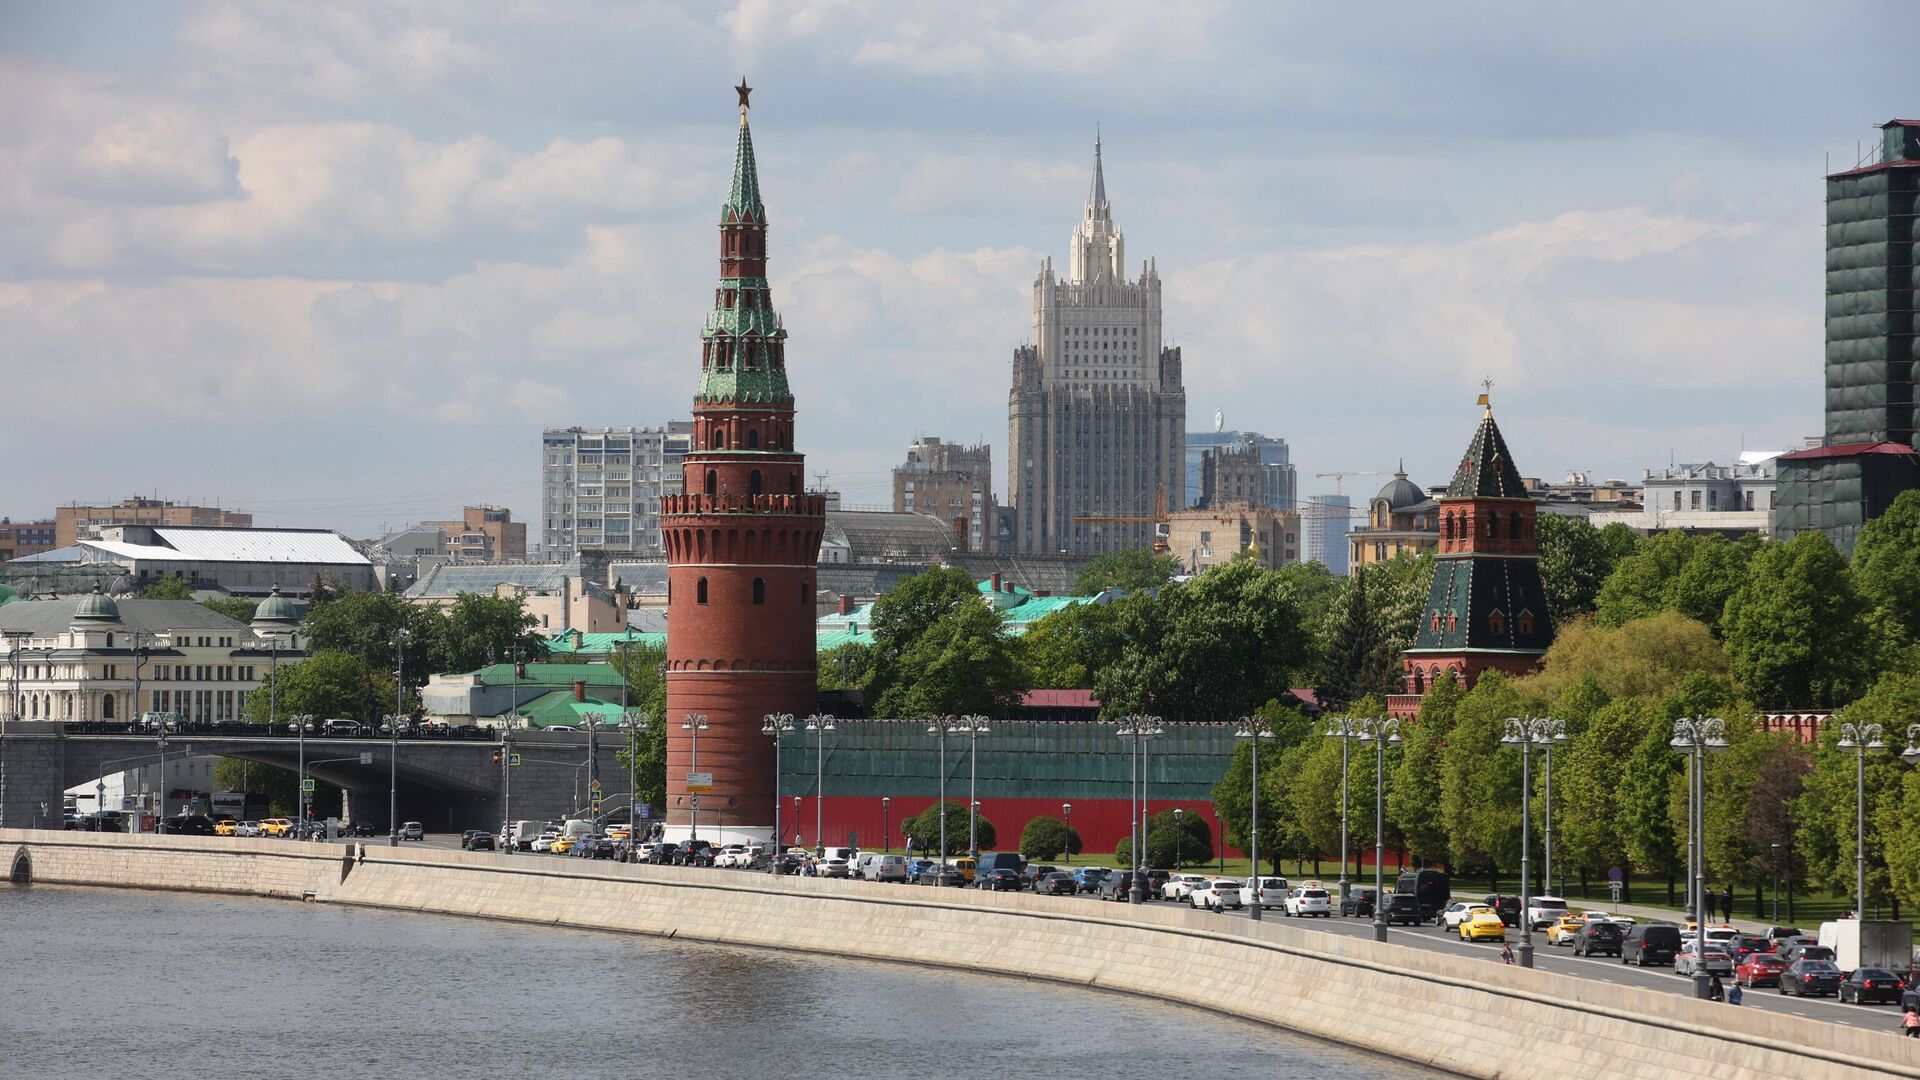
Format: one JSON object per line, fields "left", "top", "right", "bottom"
{"left": 5, "top": 830, "right": 1913, "bottom": 1080}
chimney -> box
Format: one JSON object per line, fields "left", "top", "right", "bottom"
{"left": 573, "top": 680, "right": 586, "bottom": 703}
{"left": 838, "top": 594, "right": 855, "bottom": 616}
{"left": 990, "top": 572, "right": 1003, "bottom": 592}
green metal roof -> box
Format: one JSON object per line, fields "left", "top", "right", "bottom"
{"left": 472, "top": 662, "right": 624, "bottom": 689}
{"left": 546, "top": 629, "right": 668, "bottom": 655}
{"left": 726, "top": 116, "right": 764, "bottom": 222}
{"left": 513, "top": 689, "right": 625, "bottom": 728}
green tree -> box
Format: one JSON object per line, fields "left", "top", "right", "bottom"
{"left": 1852, "top": 488, "right": 1920, "bottom": 642}
{"left": 1535, "top": 514, "right": 1625, "bottom": 623}
{"left": 1516, "top": 610, "right": 1729, "bottom": 703}
{"left": 1797, "top": 672, "right": 1919, "bottom": 914}
{"left": 429, "top": 593, "right": 548, "bottom": 675}
{"left": 241, "top": 650, "right": 389, "bottom": 724}
{"left": 1018, "top": 815, "right": 1082, "bottom": 860}
{"left": 1210, "top": 734, "right": 1290, "bottom": 872}
{"left": 1616, "top": 699, "right": 1684, "bottom": 903}
{"left": 864, "top": 566, "right": 980, "bottom": 706}
{"left": 1367, "top": 549, "right": 1436, "bottom": 656}
{"left": 1721, "top": 533, "right": 1873, "bottom": 708}
{"left": 303, "top": 589, "right": 446, "bottom": 687}
{"left": 1072, "top": 549, "right": 1181, "bottom": 595}
{"left": 874, "top": 601, "right": 1026, "bottom": 718}
{"left": 903, "top": 800, "right": 995, "bottom": 856}
{"left": 1319, "top": 570, "right": 1394, "bottom": 710}
{"left": 1388, "top": 678, "right": 1459, "bottom": 868}
{"left": 817, "top": 642, "right": 875, "bottom": 692}
{"left": 1595, "top": 532, "right": 1756, "bottom": 636}
{"left": 610, "top": 642, "right": 668, "bottom": 813}
{"left": 1015, "top": 600, "right": 1122, "bottom": 689}
{"left": 201, "top": 595, "right": 257, "bottom": 623}
{"left": 1438, "top": 672, "right": 1529, "bottom": 879}
{"left": 1549, "top": 690, "right": 1638, "bottom": 892}
{"left": 1115, "top": 808, "right": 1215, "bottom": 869}
{"left": 139, "top": 576, "right": 194, "bottom": 599}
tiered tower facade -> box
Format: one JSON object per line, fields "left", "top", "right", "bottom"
{"left": 660, "top": 83, "right": 826, "bottom": 843}
{"left": 1396, "top": 394, "right": 1553, "bottom": 717}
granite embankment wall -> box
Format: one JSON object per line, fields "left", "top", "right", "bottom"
{"left": 6, "top": 829, "right": 1915, "bottom": 1080}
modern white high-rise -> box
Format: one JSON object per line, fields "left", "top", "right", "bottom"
{"left": 1008, "top": 136, "right": 1186, "bottom": 554}
{"left": 540, "top": 424, "right": 693, "bottom": 559}
{"left": 1300, "top": 494, "right": 1352, "bottom": 576}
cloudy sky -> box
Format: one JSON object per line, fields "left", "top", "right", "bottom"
{"left": 2, "top": 2, "right": 1909, "bottom": 539}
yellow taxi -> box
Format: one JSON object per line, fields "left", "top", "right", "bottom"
{"left": 953, "top": 857, "right": 977, "bottom": 883}
{"left": 606, "top": 826, "right": 631, "bottom": 842}
{"left": 1546, "top": 913, "right": 1586, "bottom": 945}
{"left": 1460, "top": 909, "right": 1508, "bottom": 942}
{"left": 214, "top": 819, "right": 239, "bottom": 836}
{"left": 260, "top": 818, "right": 294, "bottom": 837}
{"left": 549, "top": 836, "right": 577, "bottom": 855}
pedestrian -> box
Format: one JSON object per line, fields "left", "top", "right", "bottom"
{"left": 1727, "top": 982, "right": 1743, "bottom": 1007}
{"left": 1904, "top": 1006, "right": 1920, "bottom": 1038}
{"left": 1709, "top": 974, "right": 1725, "bottom": 1003}
{"left": 1500, "top": 942, "right": 1515, "bottom": 965}
{"left": 1721, "top": 885, "right": 1734, "bottom": 923}
{"left": 1704, "top": 891, "right": 1717, "bottom": 923}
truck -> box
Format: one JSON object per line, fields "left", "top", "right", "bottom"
{"left": 507, "top": 820, "right": 544, "bottom": 850}
{"left": 1817, "top": 919, "right": 1912, "bottom": 975}
{"left": 209, "top": 790, "right": 270, "bottom": 823}
{"left": 1395, "top": 868, "right": 1452, "bottom": 923}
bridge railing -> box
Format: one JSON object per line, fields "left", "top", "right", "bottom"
{"left": 61, "top": 721, "right": 503, "bottom": 742}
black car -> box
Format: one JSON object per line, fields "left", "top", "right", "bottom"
{"left": 583, "top": 837, "right": 614, "bottom": 859}
{"left": 1572, "top": 920, "right": 1625, "bottom": 958}
{"left": 1726, "top": 934, "right": 1773, "bottom": 963}
{"left": 1340, "top": 887, "right": 1377, "bottom": 917}
{"left": 976, "top": 868, "right": 1023, "bottom": 891}
{"left": 1779, "top": 959, "right": 1842, "bottom": 997}
{"left": 648, "top": 843, "right": 681, "bottom": 865}
{"left": 468, "top": 832, "right": 497, "bottom": 851}
{"left": 919, "top": 863, "right": 966, "bottom": 887}
{"left": 1380, "top": 893, "right": 1426, "bottom": 926}
{"left": 1778, "top": 942, "right": 1836, "bottom": 966}
{"left": 1838, "top": 967, "right": 1907, "bottom": 1005}
{"left": 1142, "top": 869, "right": 1171, "bottom": 896}
{"left": 1038, "top": 871, "right": 1077, "bottom": 896}
{"left": 1620, "top": 921, "right": 1682, "bottom": 966}
{"left": 774, "top": 852, "right": 804, "bottom": 875}
{"left": 352, "top": 821, "right": 377, "bottom": 837}
{"left": 1098, "top": 871, "right": 1146, "bottom": 901}
{"left": 159, "top": 814, "right": 217, "bottom": 836}
{"left": 675, "top": 840, "right": 715, "bottom": 866}
{"left": 1482, "top": 894, "right": 1523, "bottom": 927}
{"left": 1021, "top": 864, "right": 1059, "bottom": 889}
{"left": 460, "top": 829, "right": 486, "bottom": 849}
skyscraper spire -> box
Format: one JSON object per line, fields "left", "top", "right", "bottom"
{"left": 1087, "top": 129, "right": 1109, "bottom": 219}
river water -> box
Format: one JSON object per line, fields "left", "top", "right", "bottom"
{"left": 0, "top": 884, "right": 1441, "bottom": 1079}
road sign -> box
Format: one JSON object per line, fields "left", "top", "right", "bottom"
{"left": 638, "top": 805, "right": 650, "bottom": 820}
{"left": 300, "top": 779, "right": 315, "bottom": 792}
{"left": 591, "top": 778, "right": 602, "bottom": 792}
{"left": 689, "top": 795, "right": 701, "bottom": 810}
{"left": 685, "top": 771, "right": 713, "bottom": 793}
{"left": 508, "top": 753, "right": 522, "bottom": 766}
{"left": 359, "top": 752, "right": 374, "bottom": 765}
{"left": 1609, "top": 881, "right": 1623, "bottom": 904}
{"left": 1608, "top": 866, "right": 1623, "bottom": 883}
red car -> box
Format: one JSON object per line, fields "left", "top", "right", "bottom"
{"left": 1736, "top": 953, "right": 1788, "bottom": 988}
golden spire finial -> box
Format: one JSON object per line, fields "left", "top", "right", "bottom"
{"left": 1478, "top": 375, "right": 1494, "bottom": 416}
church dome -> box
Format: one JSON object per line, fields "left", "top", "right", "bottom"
{"left": 74, "top": 582, "right": 121, "bottom": 623}
{"left": 251, "top": 584, "right": 299, "bottom": 631}
{"left": 1375, "top": 467, "right": 1425, "bottom": 511}
{"left": 0, "top": 583, "right": 16, "bottom": 607}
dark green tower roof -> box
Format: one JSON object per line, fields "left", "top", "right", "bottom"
{"left": 1445, "top": 407, "right": 1529, "bottom": 500}
{"left": 725, "top": 111, "right": 764, "bottom": 223}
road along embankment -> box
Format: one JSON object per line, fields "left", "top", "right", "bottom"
{"left": 6, "top": 829, "right": 1914, "bottom": 1080}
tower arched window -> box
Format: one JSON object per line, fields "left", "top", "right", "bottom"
{"left": 752, "top": 578, "right": 766, "bottom": 605}
{"left": 1510, "top": 511, "right": 1523, "bottom": 541}
{"left": 1486, "top": 511, "right": 1500, "bottom": 539}
{"left": 711, "top": 429, "right": 726, "bottom": 450}
{"left": 1446, "top": 611, "right": 1457, "bottom": 633}
{"left": 789, "top": 472, "right": 798, "bottom": 495}
{"left": 106, "top": 632, "right": 114, "bottom": 648}
{"left": 748, "top": 429, "right": 760, "bottom": 449}
{"left": 750, "top": 469, "right": 763, "bottom": 495}
{"left": 1518, "top": 609, "right": 1535, "bottom": 636}
{"left": 102, "top": 694, "right": 115, "bottom": 719}
{"left": 705, "top": 470, "right": 717, "bottom": 496}
{"left": 1440, "top": 514, "right": 1451, "bottom": 542}
{"left": 696, "top": 578, "right": 709, "bottom": 605}
{"left": 1488, "top": 609, "right": 1506, "bottom": 636}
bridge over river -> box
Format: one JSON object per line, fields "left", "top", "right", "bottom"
{"left": 0, "top": 721, "right": 637, "bottom": 832}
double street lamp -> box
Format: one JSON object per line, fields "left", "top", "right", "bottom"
{"left": 1323, "top": 716, "right": 1364, "bottom": 906}
{"left": 953, "top": 716, "right": 989, "bottom": 855}
{"left": 1670, "top": 716, "right": 1729, "bottom": 998}
{"left": 805, "top": 714, "right": 834, "bottom": 853}
{"left": 682, "top": 715, "right": 709, "bottom": 840}
{"left": 1115, "top": 716, "right": 1163, "bottom": 904}
{"left": 1359, "top": 717, "right": 1402, "bottom": 941}
{"left": 761, "top": 713, "right": 795, "bottom": 871}
{"left": 1235, "top": 719, "right": 1274, "bottom": 922}
{"left": 388, "top": 627, "right": 406, "bottom": 847}
{"left": 1501, "top": 715, "right": 1567, "bottom": 969}
{"left": 1835, "top": 721, "right": 1896, "bottom": 919}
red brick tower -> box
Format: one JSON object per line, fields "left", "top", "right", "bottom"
{"left": 660, "top": 80, "right": 826, "bottom": 843}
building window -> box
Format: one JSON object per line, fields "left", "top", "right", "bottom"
{"left": 752, "top": 578, "right": 766, "bottom": 605}
{"left": 1488, "top": 609, "right": 1506, "bottom": 635}
{"left": 705, "top": 470, "right": 717, "bottom": 496}
{"left": 1446, "top": 612, "right": 1457, "bottom": 633}
{"left": 748, "top": 430, "right": 760, "bottom": 449}
{"left": 697, "top": 578, "right": 709, "bottom": 605}
{"left": 1672, "top": 491, "right": 1682, "bottom": 511}
{"left": 1517, "top": 610, "right": 1535, "bottom": 636}
{"left": 750, "top": 469, "right": 763, "bottom": 495}
{"left": 1690, "top": 490, "right": 1701, "bottom": 510}
{"left": 801, "top": 580, "right": 813, "bottom": 606}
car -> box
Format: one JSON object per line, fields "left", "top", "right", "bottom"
{"left": 1735, "top": 952, "right": 1788, "bottom": 988}
{"left": 1162, "top": 873, "right": 1212, "bottom": 902}
{"left": 976, "top": 868, "right": 1024, "bottom": 891}
{"left": 905, "top": 858, "right": 939, "bottom": 884}
{"left": 1440, "top": 902, "right": 1490, "bottom": 931}
{"left": 712, "top": 844, "right": 751, "bottom": 868}
{"left": 575, "top": 836, "right": 613, "bottom": 859}
{"left": 646, "top": 842, "right": 680, "bottom": 865}
{"left": 234, "top": 820, "right": 263, "bottom": 838}
{"left": 1726, "top": 934, "right": 1774, "bottom": 963}
{"left": 1240, "top": 876, "right": 1288, "bottom": 911}
{"left": 1481, "top": 894, "right": 1523, "bottom": 927}
{"left": 923, "top": 862, "right": 966, "bottom": 887}
{"left": 679, "top": 841, "right": 717, "bottom": 867}
{"left": 1620, "top": 922, "right": 1683, "bottom": 967}
{"left": 549, "top": 836, "right": 577, "bottom": 855}
{"left": 1380, "top": 893, "right": 1426, "bottom": 926}
{"left": 865, "top": 854, "right": 910, "bottom": 882}
{"left": 1340, "top": 886, "right": 1378, "bottom": 918}
{"left": 1142, "top": 869, "right": 1172, "bottom": 896}
{"left": 1763, "top": 925, "right": 1804, "bottom": 942}
{"left": 951, "top": 857, "right": 977, "bottom": 883}
{"left": 1192, "top": 879, "right": 1244, "bottom": 912}
{"left": 1021, "top": 864, "right": 1060, "bottom": 889}
{"left": 352, "top": 820, "right": 377, "bottom": 837}
{"left": 160, "top": 814, "right": 218, "bottom": 835}
{"left": 1779, "top": 958, "right": 1842, "bottom": 997}
{"left": 213, "top": 818, "right": 239, "bottom": 836}
{"left": 260, "top": 817, "right": 294, "bottom": 838}
{"left": 817, "top": 852, "right": 852, "bottom": 878}
{"left": 1098, "top": 871, "right": 1145, "bottom": 901}
{"left": 1038, "top": 871, "right": 1078, "bottom": 896}
{"left": 400, "top": 821, "right": 424, "bottom": 841}
{"left": 1838, "top": 967, "right": 1907, "bottom": 1005}
{"left": 1572, "top": 920, "right": 1625, "bottom": 958}
{"left": 1545, "top": 914, "right": 1586, "bottom": 946}
{"left": 529, "top": 833, "right": 560, "bottom": 853}
{"left": 1675, "top": 944, "right": 1734, "bottom": 977}
{"left": 1779, "top": 942, "right": 1836, "bottom": 967}
{"left": 1284, "top": 886, "right": 1332, "bottom": 918}
{"left": 467, "top": 832, "right": 497, "bottom": 851}
{"left": 460, "top": 830, "right": 488, "bottom": 849}
{"left": 1524, "top": 895, "right": 1571, "bottom": 930}
{"left": 1459, "top": 910, "right": 1507, "bottom": 942}
{"left": 1072, "top": 867, "right": 1113, "bottom": 894}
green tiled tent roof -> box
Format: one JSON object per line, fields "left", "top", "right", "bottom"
{"left": 1445, "top": 410, "right": 1530, "bottom": 500}
{"left": 471, "top": 662, "right": 624, "bottom": 689}
{"left": 726, "top": 116, "right": 764, "bottom": 222}
{"left": 1406, "top": 558, "right": 1552, "bottom": 655}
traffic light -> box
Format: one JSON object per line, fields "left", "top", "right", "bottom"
{"left": 490, "top": 750, "right": 502, "bottom": 764}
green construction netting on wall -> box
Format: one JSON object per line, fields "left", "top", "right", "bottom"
{"left": 1825, "top": 169, "right": 1916, "bottom": 446}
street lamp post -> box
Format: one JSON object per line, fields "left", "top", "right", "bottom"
{"left": 623, "top": 709, "right": 649, "bottom": 854}
{"left": 1114, "top": 716, "right": 1163, "bottom": 903}
{"left": 389, "top": 627, "right": 405, "bottom": 846}
{"left": 761, "top": 714, "right": 795, "bottom": 872}
{"left": 929, "top": 719, "right": 952, "bottom": 865}
{"left": 792, "top": 795, "right": 802, "bottom": 848}
{"left": 1173, "top": 806, "right": 1183, "bottom": 869}
{"left": 1769, "top": 842, "right": 1782, "bottom": 923}
{"left": 1501, "top": 715, "right": 1567, "bottom": 969}
{"left": 1324, "top": 716, "right": 1362, "bottom": 906}
{"left": 956, "top": 716, "right": 989, "bottom": 855}
{"left": 806, "top": 714, "right": 834, "bottom": 853}
{"left": 882, "top": 797, "right": 891, "bottom": 854}
{"left": 1835, "top": 721, "right": 1886, "bottom": 919}
{"left": 682, "top": 715, "right": 709, "bottom": 840}
{"left": 1235, "top": 719, "right": 1274, "bottom": 922}
{"left": 1670, "top": 716, "right": 1729, "bottom": 998}
{"left": 292, "top": 712, "right": 313, "bottom": 826}
{"left": 1361, "top": 717, "right": 1403, "bottom": 942}
{"left": 1061, "top": 802, "right": 1072, "bottom": 865}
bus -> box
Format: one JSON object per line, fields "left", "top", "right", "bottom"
{"left": 210, "top": 790, "right": 270, "bottom": 823}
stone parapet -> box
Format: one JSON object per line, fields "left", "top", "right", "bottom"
{"left": 5, "top": 830, "right": 1914, "bottom": 1080}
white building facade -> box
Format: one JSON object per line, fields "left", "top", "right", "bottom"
{"left": 540, "top": 423, "right": 694, "bottom": 559}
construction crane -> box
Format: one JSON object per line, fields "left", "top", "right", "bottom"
{"left": 1074, "top": 485, "right": 1171, "bottom": 555}
{"left": 1314, "top": 469, "right": 1386, "bottom": 496}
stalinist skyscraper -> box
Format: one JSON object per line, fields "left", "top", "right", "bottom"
{"left": 1008, "top": 137, "right": 1186, "bottom": 554}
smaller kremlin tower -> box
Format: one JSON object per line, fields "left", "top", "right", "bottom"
{"left": 1398, "top": 388, "right": 1554, "bottom": 711}
{"left": 659, "top": 81, "right": 826, "bottom": 843}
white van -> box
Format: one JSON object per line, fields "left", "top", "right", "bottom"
{"left": 562, "top": 818, "right": 595, "bottom": 839}
{"left": 866, "top": 854, "right": 909, "bottom": 883}
{"left": 322, "top": 719, "right": 361, "bottom": 736}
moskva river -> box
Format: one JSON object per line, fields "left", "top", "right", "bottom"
{"left": 1, "top": 884, "right": 1441, "bottom": 1078}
